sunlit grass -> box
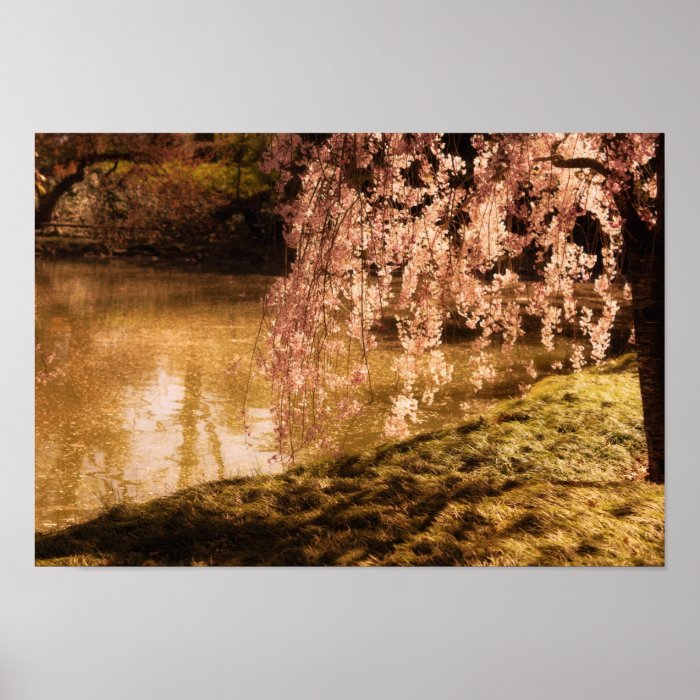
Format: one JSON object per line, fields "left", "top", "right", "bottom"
{"left": 35, "top": 354, "right": 663, "bottom": 566}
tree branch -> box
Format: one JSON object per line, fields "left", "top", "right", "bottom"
{"left": 103, "top": 159, "right": 120, "bottom": 177}
{"left": 534, "top": 155, "right": 608, "bottom": 177}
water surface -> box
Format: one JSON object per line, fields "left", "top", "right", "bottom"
{"left": 36, "top": 259, "right": 598, "bottom": 529}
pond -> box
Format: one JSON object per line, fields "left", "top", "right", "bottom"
{"left": 36, "top": 259, "right": 622, "bottom": 529}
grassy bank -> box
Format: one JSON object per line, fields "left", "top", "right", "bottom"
{"left": 35, "top": 354, "right": 664, "bottom": 566}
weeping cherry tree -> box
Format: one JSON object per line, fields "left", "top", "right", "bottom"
{"left": 260, "top": 133, "right": 664, "bottom": 483}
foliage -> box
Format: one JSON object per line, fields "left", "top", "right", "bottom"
{"left": 35, "top": 133, "right": 273, "bottom": 243}
{"left": 260, "top": 133, "right": 659, "bottom": 455}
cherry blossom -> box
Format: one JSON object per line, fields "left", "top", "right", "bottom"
{"left": 261, "top": 133, "right": 658, "bottom": 455}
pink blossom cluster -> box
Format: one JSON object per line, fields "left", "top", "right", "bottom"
{"left": 261, "top": 133, "right": 658, "bottom": 454}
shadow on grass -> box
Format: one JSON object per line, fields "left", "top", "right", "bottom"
{"left": 35, "top": 466, "right": 508, "bottom": 566}
{"left": 35, "top": 354, "right": 664, "bottom": 567}
{"left": 35, "top": 470, "right": 663, "bottom": 566}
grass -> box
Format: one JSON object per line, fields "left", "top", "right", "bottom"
{"left": 35, "top": 354, "right": 664, "bottom": 566}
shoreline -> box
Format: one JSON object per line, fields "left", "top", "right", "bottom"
{"left": 35, "top": 355, "right": 664, "bottom": 566}
{"left": 35, "top": 233, "right": 288, "bottom": 274}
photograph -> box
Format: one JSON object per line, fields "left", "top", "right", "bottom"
{"left": 34, "top": 133, "right": 665, "bottom": 566}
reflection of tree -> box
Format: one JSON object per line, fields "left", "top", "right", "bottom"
{"left": 176, "top": 363, "right": 201, "bottom": 489}
{"left": 35, "top": 318, "right": 135, "bottom": 526}
{"left": 176, "top": 361, "right": 226, "bottom": 489}
{"left": 205, "top": 421, "right": 225, "bottom": 481}
{"left": 35, "top": 262, "right": 272, "bottom": 526}
{"left": 35, "top": 262, "right": 180, "bottom": 525}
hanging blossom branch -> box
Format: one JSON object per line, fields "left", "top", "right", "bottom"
{"left": 259, "top": 133, "right": 658, "bottom": 458}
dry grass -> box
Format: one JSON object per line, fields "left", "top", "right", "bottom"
{"left": 35, "top": 354, "right": 663, "bottom": 566}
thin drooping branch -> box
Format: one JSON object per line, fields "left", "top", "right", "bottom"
{"left": 261, "top": 134, "right": 661, "bottom": 478}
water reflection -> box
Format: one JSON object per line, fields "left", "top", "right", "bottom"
{"left": 36, "top": 260, "right": 630, "bottom": 529}
{"left": 36, "top": 260, "right": 277, "bottom": 528}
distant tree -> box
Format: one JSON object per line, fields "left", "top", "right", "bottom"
{"left": 35, "top": 134, "right": 273, "bottom": 244}
{"left": 261, "top": 133, "right": 664, "bottom": 483}
{"left": 212, "top": 134, "right": 272, "bottom": 200}
{"left": 34, "top": 134, "right": 189, "bottom": 229}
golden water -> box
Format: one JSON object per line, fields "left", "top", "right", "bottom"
{"left": 36, "top": 260, "right": 577, "bottom": 529}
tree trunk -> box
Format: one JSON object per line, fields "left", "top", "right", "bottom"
{"left": 623, "top": 135, "right": 665, "bottom": 484}
{"left": 629, "top": 252, "right": 664, "bottom": 483}
{"left": 35, "top": 163, "right": 87, "bottom": 228}
{"left": 36, "top": 150, "right": 135, "bottom": 228}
